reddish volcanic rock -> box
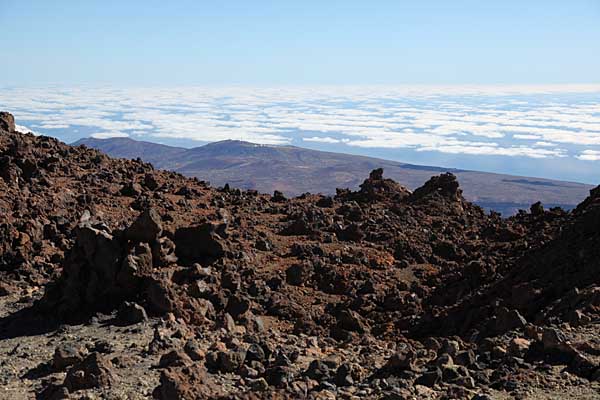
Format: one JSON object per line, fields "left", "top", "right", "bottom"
{"left": 0, "top": 112, "right": 598, "bottom": 398}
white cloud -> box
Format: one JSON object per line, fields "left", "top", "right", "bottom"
{"left": 90, "top": 131, "right": 130, "bottom": 139}
{"left": 534, "top": 141, "right": 556, "bottom": 147}
{"left": 15, "top": 124, "right": 37, "bottom": 135}
{"left": 37, "top": 123, "right": 70, "bottom": 129}
{"left": 417, "top": 144, "right": 566, "bottom": 159}
{"left": 513, "top": 134, "right": 542, "bottom": 140}
{"left": 1, "top": 84, "right": 600, "bottom": 159}
{"left": 576, "top": 150, "right": 600, "bottom": 161}
{"left": 303, "top": 136, "right": 341, "bottom": 143}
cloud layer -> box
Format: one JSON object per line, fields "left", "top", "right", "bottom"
{"left": 1, "top": 85, "right": 600, "bottom": 162}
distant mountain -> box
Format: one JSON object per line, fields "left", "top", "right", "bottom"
{"left": 75, "top": 137, "right": 188, "bottom": 165}
{"left": 74, "top": 137, "right": 594, "bottom": 215}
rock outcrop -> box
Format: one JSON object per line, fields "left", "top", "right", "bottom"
{"left": 0, "top": 112, "right": 15, "bottom": 132}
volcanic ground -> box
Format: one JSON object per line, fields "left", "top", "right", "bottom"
{"left": 0, "top": 112, "right": 599, "bottom": 399}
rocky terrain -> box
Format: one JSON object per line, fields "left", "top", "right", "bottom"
{"left": 0, "top": 111, "right": 598, "bottom": 399}
{"left": 74, "top": 137, "right": 593, "bottom": 216}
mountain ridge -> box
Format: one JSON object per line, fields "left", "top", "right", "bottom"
{"left": 74, "top": 137, "right": 594, "bottom": 215}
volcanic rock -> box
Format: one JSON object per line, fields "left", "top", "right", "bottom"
{"left": 384, "top": 344, "right": 417, "bottom": 372}
{"left": 174, "top": 223, "right": 228, "bottom": 263}
{"left": 335, "top": 309, "right": 370, "bottom": 334}
{"left": 63, "top": 353, "right": 115, "bottom": 391}
{"left": 409, "top": 172, "right": 462, "bottom": 203}
{"left": 152, "top": 365, "right": 208, "bottom": 400}
{"left": 124, "top": 208, "right": 163, "bottom": 243}
{"left": 158, "top": 349, "right": 193, "bottom": 368}
{"left": 121, "top": 181, "right": 143, "bottom": 197}
{"left": 117, "top": 301, "right": 148, "bottom": 324}
{"left": 0, "top": 112, "right": 15, "bottom": 132}
{"left": 286, "top": 263, "right": 312, "bottom": 286}
{"left": 53, "top": 344, "right": 86, "bottom": 370}
{"left": 354, "top": 168, "right": 411, "bottom": 202}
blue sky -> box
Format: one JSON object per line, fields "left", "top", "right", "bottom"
{"left": 1, "top": 1, "right": 599, "bottom": 85}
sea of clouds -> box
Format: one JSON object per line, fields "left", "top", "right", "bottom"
{"left": 1, "top": 85, "right": 599, "bottom": 183}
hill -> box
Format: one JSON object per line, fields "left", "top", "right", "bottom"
{"left": 74, "top": 137, "right": 593, "bottom": 216}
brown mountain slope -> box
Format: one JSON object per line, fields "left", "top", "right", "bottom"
{"left": 74, "top": 137, "right": 594, "bottom": 216}
{"left": 0, "top": 112, "right": 598, "bottom": 399}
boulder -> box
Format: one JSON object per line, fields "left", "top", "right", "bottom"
{"left": 454, "top": 350, "right": 476, "bottom": 366}
{"left": 285, "top": 263, "right": 312, "bottom": 286}
{"left": 184, "top": 340, "right": 205, "bottom": 361}
{"left": 121, "top": 182, "right": 143, "bottom": 197}
{"left": 225, "top": 294, "right": 250, "bottom": 320}
{"left": 124, "top": 208, "right": 163, "bottom": 243}
{"left": 384, "top": 343, "right": 417, "bottom": 372}
{"left": 152, "top": 366, "right": 207, "bottom": 400}
{"left": 305, "top": 360, "right": 331, "bottom": 381}
{"left": 494, "top": 307, "right": 527, "bottom": 334}
{"left": 64, "top": 353, "right": 115, "bottom": 391}
{"left": 117, "top": 242, "right": 154, "bottom": 292}
{"left": 280, "top": 217, "right": 314, "bottom": 236}
{"left": 354, "top": 168, "right": 411, "bottom": 202}
{"left": 174, "top": 223, "right": 228, "bottom": 263}
{"left": 216, "top": 348, "right": 247, "bottom": 373}
{"left": 335, "top": 309, "right": 370, "bottom": 334}
{"left": 117, "top": 301, "right": 148, "bottom": 325}
{"left": 409, "top": 173, "right": 462, "bottom": 203}
{"left": 336, "top": 223, "right": 365, "bottom": 242}
{"left": 507, "top": 338, "right": 530, "bottom": 357}
{"left": 42, "top": 224, "right": 123, "bottom": 315}
{"left": 0, "top": 111, "right": 15, "bottom": 132}
{"left": 416, "top": 368, "right": 442, "bottom": 387}
{"left": 53, "top": 344, "right": 86, "bottom": 370}
{"left": 271, "top": 190, "right": 286, "bottom": 202}
{"left": 144, "top": 173, "right": 159, "bottom": 190}
{"left": 158, "top": 349, "right": 193, "bottom": 368}
{"left": 530, "top": 201, "right": 544, "bottom": 215}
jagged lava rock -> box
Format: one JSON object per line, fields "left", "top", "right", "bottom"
{"left": 0, "top": 113, "right": 598, "bottom": 398}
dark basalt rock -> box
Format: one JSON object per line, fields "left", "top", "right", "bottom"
{"left": 173, "top": 223, "right": 229, "bottom": 264}
{"left": 117, "top": 301, "right": 148, "bottom": 325}
{"left": 340, "top": 168, "right": 411, "bottom": 203}
{"left": 124, "top": 208, "right": 163, "bottom": 244}
{"left": 63, "top": 353, "right": 115, "bottom": 391}
{"left": 121, "top": 181, "right": 143, "bottom": 197}
{"left": 409, "top": 172, "right": 462, "bottom": 203}
{"left": 0, "top": 112, "right": 15, "bottom": 132}
{"left": 271, "top": 190, "right": 286, "bottom": 202}
{"left": 53, "top": 344, "right": 86, "bottom": 370}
